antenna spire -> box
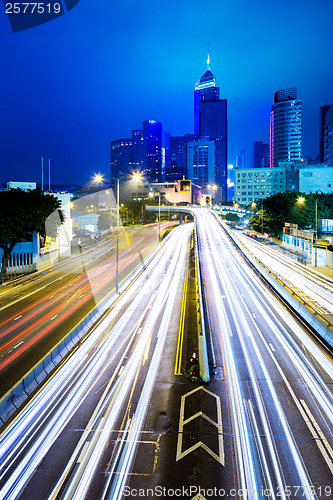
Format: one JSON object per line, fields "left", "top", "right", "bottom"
{"left": 207, "top": 42, "right": 210, "bottom": 69}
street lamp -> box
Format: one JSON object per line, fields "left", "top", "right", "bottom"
{"left": 297, "top": 196, "right": 317, "bottom": 266}
{"left": 131, "top": 171, "right": 143, "bottom": 201}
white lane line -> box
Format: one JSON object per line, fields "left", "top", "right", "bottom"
{"left": 14, "top": 315, "right": 22, "bottom": 321}
{"left": 269, "top": 343, "right": 276, "bottom": 352}
{"left": 77, "top": 442, "right": 90, "bottom": 464}
{"left": 49, "top": 295, "right": 55, "bottom": 299}
{"left": 51, "top": 315, "right": 58, "bottom": 321}
{"left": 118, "top": 365, "right": 125, "bottom": 377}
{"left": 252, "top": 313, "right": 256, "bottom": 318}
{"left": 13, "top": 341, "right": 24, "bottom": 349}
{"left": 78, "top": 294, "right": 85, "bottom": 299}
{"left": 300, "top": 399, "right": 333, "bottom": 475}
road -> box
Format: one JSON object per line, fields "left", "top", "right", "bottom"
{"left": 126, "top": 209, "right": 333, "bottom": 499}
{"left": 0, "top": 222, "right": 192, "bottom": 500}
{"left": 234, "top": 229, "right": 333, "bottom": 321}
{"left": 0, "top": 224, "right": 170, "bottom": 396}
{"left": 1, "top": 209, "right": 333, "bottom": 499}
{"left": 192, "top": 210, "right": 333, "bottom": 498}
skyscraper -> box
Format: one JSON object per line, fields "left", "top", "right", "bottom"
{"left": 165, "top": 134, "right": 194, "bottom": 182}
{"left": 110, "top": 120, "right": 168, "bottom": 183}
{"left": 252, "top": 141, "right": 269, "bottom": 168}
{"left": 270, "top": 88, "right": 302, "bottom": 168}
{"left": 142, "top": 120, "right": 167, "bottom": 182}
{"left": 319, "top": 104, "right": 333, "bottom": 167}
{"left": 191, "top": 55, "right": 228, "bottom": 201}
{"left": 194, "top": 54, "right": 220, "bottom": 139}
{"left": 110, "top": 138, "right": 132, "bottom": 182}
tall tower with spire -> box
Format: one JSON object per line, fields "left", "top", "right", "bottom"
{"left": 194, "top": 54, "right": 220, "bottom": 138}
{"left": 190, "top": 54, "right": 228, "bottom": 201}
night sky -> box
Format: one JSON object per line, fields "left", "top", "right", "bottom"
{"left": 1, "top": 0, "right": 333, "bottom": 187}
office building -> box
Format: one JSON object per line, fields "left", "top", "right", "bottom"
{"left": 142, "top": 120, "right": 167, "bottom": 182}
{"left": 294, "top": 163, "right": 333, "bottom": 193}
{"left": 319, "top": 105, "right": 333, "bottom": 167}
{"left": 187, "top": 139, "right": 216, "bottom": 192}
{"left": 166, "top": 134, "right": 194, "bottom": 182}
{"left": 110, "top": 138, "right": 132, "bottom": 182}
{"left": 191, "top": 55, "right": 228, "bottom": 201}
{"left": 252, "top": 141, "right": 269, "bottom": 168}
{"left": 234, "top": 166, "right": 290, "bottom": 205}
{"left": 111, "top": 120, "right": 168, "bottom": 184}
{"left": 270, "top": 88, "right": 302, "bottom": 168}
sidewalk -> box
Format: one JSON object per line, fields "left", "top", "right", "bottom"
{"left": 269, "top": 238, "right": 333, "bottom": 281}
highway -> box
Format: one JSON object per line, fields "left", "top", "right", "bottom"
{"left": 235, "top": 229, "right": 333, "bottom": 319}
{"left": 191, "top": 209, "right": 333, "bottom": 498}
{"left": 0, "top": 208, "right": 333, "bottom": 499}
{"left": 0, "top": 223, "right": 169, "bottom": 396}
{"left": 0, "top": 222, "right": 192, "bottom": 500}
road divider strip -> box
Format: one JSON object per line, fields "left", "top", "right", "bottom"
{"left": 194, "top": 222, "right": 210, "bottom": 383}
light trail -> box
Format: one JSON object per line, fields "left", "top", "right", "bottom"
{"left": 236, "top": 231, "right": 333, "bottom": 313}
{"left": 0, "top": 223, "right": 192, "bottom": 500}
{"left": 193, "top": 209, "right": 333, "bottom": 498}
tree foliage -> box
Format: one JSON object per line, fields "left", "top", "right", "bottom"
{"left": 249, "top": 191, "right": 333, "bottom": 235}
{"left": 224, "top": 212, "right": 240, "bottom": 222}
{"left": 0, "top": 189, "right": 64, "bottom": 274}
{"left": 97, "top": 212, "right": 117, "bottom": 231}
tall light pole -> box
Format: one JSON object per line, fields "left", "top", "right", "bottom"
{"left": 116, "top": 178, "right": 119, "bottom": 294}
{"left": 261, "top": 202, "right": 264, "bottom": 242}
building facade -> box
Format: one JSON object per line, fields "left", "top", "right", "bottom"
{"left": 270, "top": 88, "right": 302, "bottom": 168}
{"left": 234, "top": 166, "right": 289, "bottom": 205}
{"left": 110, "top": 138, "right": 132, "bottom": 182}
{"left": 252, "top": 141, "right": 269, "bottom": 168}
{"left": 166, "top": 134, "right": 194, "bottom": 182}
{"left": 295, "top": 163, "right": 333, "bottom": 193}
{"left": 191, "top": 55, "right": 227, "bottom": 201}
{"left": 187, "top": 139, "right": 216, "bottom": 192}
{"left": 111, "top": 120, "right": 168, "bottom": 184}
{"left": 319, "top": 104, "right": 333, "bottom": 167}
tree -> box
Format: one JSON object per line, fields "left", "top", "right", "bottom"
{"left": 224, "top": 212, "right": 240, "bottom": 222}
{"left": 97, "top": 212, "right": 117, "bottom": 231}
{"left": 0, "top": 189, "right": 64, "bottom": 276}
{"left": 249, "top": 191, "right": 333, "bottom": 235}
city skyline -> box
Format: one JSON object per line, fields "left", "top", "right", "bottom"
{"left": 1, "top": 0, "right": 333, "bottom": 186}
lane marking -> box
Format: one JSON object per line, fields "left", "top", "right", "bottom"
{"left": 77, "top": 442, "right": 90, "bottom": 464}
{"left": 51, "top": 315, "right": 58, "bottom": 321}
{"left": 300, "top": 399, "right": 333, "bottom": 475}
{"left": 269, "top": 343, "right": 275, "bottom": 352}
{"left": 14, "top": 315, "right": 22, "bottom": 321}
{"left": 13, "top": 341, "right": 23, "bottom": 349}
{"left": 176, "top": 386, "right": 224, "bottom": 465}
{"left": 174, "top": 267, "right": 188, "bottom": 375}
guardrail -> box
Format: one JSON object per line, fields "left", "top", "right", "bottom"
{"left": 217, "top": 215, "right": 333, "bottom": 350}
{"left": 0, "top": 233, "right": 171, "bottom": 426}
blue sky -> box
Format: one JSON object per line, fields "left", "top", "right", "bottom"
{"left": 1, "top": 0, "right": 333, "bottom": 185}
